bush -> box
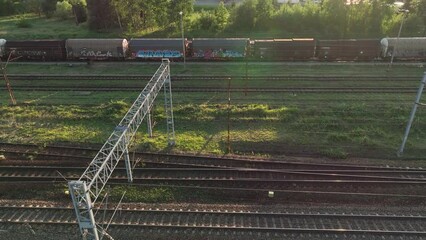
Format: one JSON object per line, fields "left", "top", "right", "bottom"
{"left": 55, "top": 0, "right": 72, "bottom": 20}
{"left": 321, "top": 148, "right": 348, "bottom": 159}
{"left": 16, "top": 18, "right": 32, "bottom": 28}
{"left": 196, "top": 10, "right": 216, "bottom": 31}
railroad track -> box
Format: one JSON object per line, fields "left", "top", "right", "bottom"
{"left": 0, "top": 142, "right": 422, "bottom": 171}
{"left": 7, "top": 74, "right": 420, "bottom": 81}
{"left": 1, "top": 166, "right": 426, "bottom": 182}
{"left": 2, "top": 143, "right": 426, "bottom": 197}
{"left": 1, "top": 205, "right": 425, "bottom": 239}
{"left": 1, "top": 142, "right": 422, "bottom": 171}
{"left": 1, "top": 166, "right": 426, "bottom": 196}
{"left": 3, "top": 86, "right": 418, "bottom": 93}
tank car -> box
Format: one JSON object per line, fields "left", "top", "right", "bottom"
{"left": 66, "top": 39, "right": 128, "bottom": 60}
{"left": 129, "top": 38, "right": 186, "bottom": 60}
{"left": 191, "top": 38, "right": 249, "bottom": 60}
{"left": 380, "top": 37, "right": 426, "bottom": 60}
{"left": 253, "top": 38, "right": 316, "bottom": 60}
{"left": 4, "top": 40, "right": 66, "bottom": 61}
{"left": 316, "top": 39, "right": 381, "bottom": 61}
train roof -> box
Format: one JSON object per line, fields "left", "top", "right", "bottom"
{"left": 66, "top": 39, "right": 128, "bottom": 49}
{"left": 129, "top": 38, "right": 185, "bottom": 49}
{"left": 381, "top": 37, "right": 426, "bottom": 48}
{"left": 5, "top": 39, "right": 65, "bottom": 47}
{"left": 192, "top": 38, "right": 249, "bottom": 50}
{"left": 130, "top": 38, "right": 183, "bottom": 41}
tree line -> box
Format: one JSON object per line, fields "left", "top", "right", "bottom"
{"left": 1, "top": 0, "right": 425, "bottom": 38}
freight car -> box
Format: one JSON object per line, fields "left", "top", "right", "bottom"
{"left": 4, "top": 40, "right": 66, "bottom": 61}
{"left": 0, "top": 39, "right": 5, "bottom": 58}
{"left": 129, "top": 38, "right": 186, "bottom": 60}
{"left": 253, "top": 38, "right": 316, "bottom": 60}
{"left": 66, "top": 39, "right": 128, "bottom": 60}
{"left": 192, "top": 38, "right": 249, "bottom": 60}
{"left": 2, "top": 37, "right": 426, "bottom": 62}
{"left": 380, "top": 37, "right": 426, "bottom": 60}
{"left": 316, "top": 39, "right": 381, "bottom": 61}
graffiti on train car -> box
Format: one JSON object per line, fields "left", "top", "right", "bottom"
{"left": 136, "top": 50, "right": 182, "bottom": 58}
{"left": 80, "top": 49, "right": 113, "bottom": 57}
{"left": 193, "top": 49, "right": 244, "bottom": 59}
{"left": 14, "top": 50, "right": 47, "bottom": 56}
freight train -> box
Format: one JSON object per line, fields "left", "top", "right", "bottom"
{"left": 1, "top": 37, "right": 426, "bottom": 62}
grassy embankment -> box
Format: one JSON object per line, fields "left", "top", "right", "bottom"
{"left": 1, "top": 63, "right": 426, "bottom": 161}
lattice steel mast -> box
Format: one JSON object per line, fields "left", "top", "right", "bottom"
{"left": 68, "top": 59, "right": 175, "bottom": 240}
{"left": 397, "top": 72, "right": 426, "bottom": 157}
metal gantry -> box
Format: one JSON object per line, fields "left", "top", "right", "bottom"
{"left": 68, "top": 59, "right": 175, "bottom": 240}
{"left": 397, "top": 72, "right": 426, "bottom": 157}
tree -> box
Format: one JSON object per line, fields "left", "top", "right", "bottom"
{"left": 255, "top": 0, "right": 274, "bottom": 30}
{"left": 196, "top": 10, "right": 216, "bottom": 31}
{"left": 366, "top": 0, "right": 386, "bottom": 36}
{"left": 109, "top": 0, "right": 170, "bottom": 32}
{"left": 320, "top": 0, "right": 348, "bottom": 38}
{"left": 68, "top": 0, "right": 87, "bottom": 24}
{"left": 346, "top": 2, "right": 370, "bottom": 37}
{"left": 111, "top": 0, "right": 141, "bottom": 31}
{"left": 86, "top": 0, "right": 116, "bottom": 30}
{"left": 25, "top": 0, "right": 43, "bottom": 16}
{"left": 41, "top": 0, "right": 57, "bottom": 18}
{"left": 411, "top": 0, "right": 426, "bottom": 34}
{"left": 214, "top": 1, "right": 230, "bottom": 31}
{"left": 168, "top": 0, "right": 194, "bottom": 26}
{"left": 231, "top": 0, "right": 257, "bottom": 31}
{"left": 0, "top": 0, "right": 24, "bottom": 16}
{"left": 55, "top": 0, "right": 73, "bottom": 20}
{"left": 152, "top": 0, "right": 170, "bottom": 28}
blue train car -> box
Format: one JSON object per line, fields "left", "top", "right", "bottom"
{"left": 129, "top": 38, "right": 186, "bottom": 60}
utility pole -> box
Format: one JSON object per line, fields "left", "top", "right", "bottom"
{"left": 227, "top": 77, "right": 231, "bottom": 154}
{"left": 389, "top": 4, "right": 409, "bottom": 69}
{"left": 1, "top": 52, "right": 18, "bottom": 105}
{"left": 179, "top": 11, "right": 186, "bottom": 69}
{"left": 397, "top": 72, "right": 426, "bottom": 157}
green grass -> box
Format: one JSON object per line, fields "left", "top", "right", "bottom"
{"left": 1, "top": 63, "right": 426, "bottom": 161}
{"left": 1, "top": 97, "right": 425, "bottom": 160}
{"left": 5, "top": 62, "right": 425, "bottom": 77}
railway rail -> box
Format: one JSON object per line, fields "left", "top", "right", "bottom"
{"left": 2, "top": 143, "right": 426, "bottom": 198}
{"left": 0, "top": 142, "right": 421, "bottom": 171}
{"left": 1, "top": 205, "right": 425, "bottom": 239}
{"left": 1, "top": 166, "right": 426, "bottom": 182}
{"left": 3, "top": 86, "right": 419, "bottom": 93}
{"left": 2, "top": 166, "right": 426, "bottom": 197}
{"left": 6, "top": 74, "right": 420, "bottom": 81}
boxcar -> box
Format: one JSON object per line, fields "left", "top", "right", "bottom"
{"left": 316, "top": 39, "right": 381, "bottom": 61}
{"left": 381, "top": 37, "right": 426, "bottom": 60}
{"left": 4, "top": 40, "right": 66, "bottom": 61}
{"left": 129, "top": 38, "right": 186, "bottom": 60}
{"left": 66, "top": 39, "right": 128, "bottom": 60}
{"left": 0, "top": 39, "right": 6, "bottom": 58}
{"left": 253, "top": 38, "right": 316, "bottom": 60}
{"left": 192, "top": 38, "right": 249, "bottom": 60}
